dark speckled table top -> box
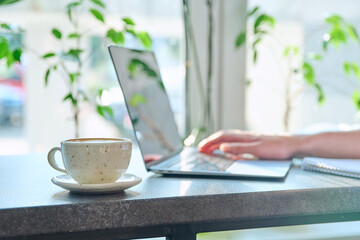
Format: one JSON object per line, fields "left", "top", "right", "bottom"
{"left": 1, "top": 150, "right": 360, "bottom": 239}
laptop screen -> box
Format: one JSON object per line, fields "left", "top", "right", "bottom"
{"left": 108, "top": 46, "right": 183, "bottom": 167}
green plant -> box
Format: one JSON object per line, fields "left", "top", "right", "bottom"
{"left": 42, "top": 0, "right": 152, "bottom": 138}
{"left": 322, "top": 15, "right": 360, "bottom": 113}
{"left": 235, "top": 7, "right": 359, "bottom": 131}
{"left": 0, "top": 0, "right": 23, "bottom": 67}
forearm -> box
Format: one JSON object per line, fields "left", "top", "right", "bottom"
{"left": 293, "top": 131, "right": 360, "bottom": 159}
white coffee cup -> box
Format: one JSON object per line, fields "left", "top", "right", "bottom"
{"left": 48, "top": 138, "right": 132, "bottom": 184}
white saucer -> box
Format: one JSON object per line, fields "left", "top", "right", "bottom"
{"left": 51, "top": 173, "right": 142, "bottom": 194}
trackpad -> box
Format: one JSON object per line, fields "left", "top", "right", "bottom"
{"left": 226, "top": 160, "right": 292, "bottom": 178}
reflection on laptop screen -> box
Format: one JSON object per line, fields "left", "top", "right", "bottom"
{"left": 109, "top": 46, "right": 183, "bottom": 166}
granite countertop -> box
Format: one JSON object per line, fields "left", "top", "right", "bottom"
{"left": 1, "top": 151, "right": 360, "bottom": 239}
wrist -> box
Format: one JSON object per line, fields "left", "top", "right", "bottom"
{"left": 291, "top": 134, "right": 313, "bottom": 158}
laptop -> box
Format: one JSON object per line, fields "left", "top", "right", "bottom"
{"left": 108, "top": 45, "right": 292, "bottom": 180}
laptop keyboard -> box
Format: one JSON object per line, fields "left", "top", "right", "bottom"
{"left": 160, "top": 153, "right": 235, "bottom": 172}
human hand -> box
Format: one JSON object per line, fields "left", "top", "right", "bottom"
{"left": 198, "top": 129, "right": 298, "bottom": 160}
{"left": 143, "top": 154, "right": 163, "bottom": 163}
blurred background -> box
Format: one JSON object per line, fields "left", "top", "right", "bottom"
{"left": 2, "top": 0, "right": 360, "bottom": 155}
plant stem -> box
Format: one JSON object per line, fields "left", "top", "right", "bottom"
{"left": 283, "top": 57, "right": 293, "bottom": 132}
{"left": 74, "top": 109, "right": 79, "bottom": 138}
{"left": 206, "top": 0, "right": 214, "bottom": 133}
{"left": 182, "top": 0, "right": 207, "bottom": 143}
{"left": 183, "top": 0, "right": 191, "bottom": 136}
{"left": 71, "top": 5, "right": 82, "bottom": 138}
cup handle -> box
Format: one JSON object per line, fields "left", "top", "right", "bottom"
{"left": 47, "top": 147, "right": 67, "bottom": 173}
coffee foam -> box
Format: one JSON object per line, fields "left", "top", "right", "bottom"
{"left": 65, "top": 138, "right": 129, "bottom": 144}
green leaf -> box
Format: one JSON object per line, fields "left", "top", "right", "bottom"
{"left": 116, "top": 31, "right": 125, "bottom": 44}
{"left": 253, "top": 50, "right": 257, "bottom": 63}
{"left": 344, "top": 62, "right": 351, "bottom": 75}
{"left": 129, "top": 93, "right": 147, "bottom": 107}
{"left": 45, "top": 68, "right": 51, "bottom": 86}
{"left": 6, "top": 51, "right": 15, "bottom": 67}
{"left": 66, "top": 1, "right": 81, "bottom": 21}
{"left": 315, "top": 83, "right": 325, "bottom": 106}
{"left": 303, "top": 62, "right": 315, "bottom": 85}
{"left": 254, "top": 14, "right": 275, "bottom": 33}
{"left": 12, "top": 48, "right": 21, "bottom": 62}
{"left": 0, "top": 39, "right": 9, "bottom": 59}
{"left": 125, "top": 28, "right": 137, "bottom": 38}
{"left": 0, "top": 0, "right": 22, "bottom": 6}
{"left": 67, "top": 8, "right": 72, "bottom": 22}
{"left": 106, "top": 29, "right": 116, "bottom": 41}
{"left": 283, "top": 46, "right": 290, "bottom": 57}
{"left": 66, "top": 1, "right": 79, "bottom": 9}
{"left": 42, "top": 52, "right": 56, "bottom": 59}
{"left": 64, "top": 48, "right": 83, "bottom": 62}
{"left": 158, "top": 80, "right": 165, "bottom": 92}
{"left": 69, "top": 72, "right": 81, "bottom": 84}
{"left": 293, "top": 46, "right": 299, "bottom": 55}
{"left": 252, "top": 38, "right": 261, "bottom": 49}
{"left": 96, "top": 105, "right": 114, "bottom": 118}
{"left": 352, "top": 90, "right": 360, "bottom": 110}
{"left": 89, "top": 9, "right": 105, "bottom": 23}
{"left": 105, "top": 106, "right": 114, "bottom": 118}
{"left": 97, "top": 105, "right": 104, "bottom": 117}
{"left": 138, "top": 32, "right": 152, "bottom": 49}
{"left": 351, "top": 63, "right": 360, "bottom": 80}
{"left": 346, "top": 24, "right": 359, "bottom": 42}
{"left": 52, "top": 28, "right": 62, "bottom": 39}
{"left": 307, "top": 52, "right": 323, "bottom": 61}
{"left": 98, "top": 89, "right": 104, "bottom": 97}
{"left": 68, "top": 48, "right": 83, "bottom": 57}
{"left": 254, "top": 15, "right": 264, "bottom": 30}
{"left": 343, "top": 62, "right": 360, "bottom": 80}
{"left": 106, "top": 29, "right": 125, "bottom": 44}
{"left": 102, "top": 106, "right": 114, "bottom": 117}
{"left": 63, "top": 93, "right": 77, "bottom": 106}
{"left": 235, "top": 32, "right": 246, "bottom": 48}
{"left": 247, "top": 6, "right": 259, "bottom": 17}
{"left": 329, "top": 27, "right": 347, "bottom": 47}
{"left": 122, "top": 17, "right": 135, "bottom": 26}
{"left": 283, "top": 46, "right": 299, "bottom": 57}
{"left": 0, "top": 23, "right": 11, "bottom": 30}
{"left": 325, "top": 14, "right": 343, "bottom": 25}
{"left": 90, "top": 0, "right": 105, "bottom": 8}
{"left": 68, "top": 33, "right": 81, "bottom": 39}
{"left": 263, "top": 15, "right": 276, "bottom": 27}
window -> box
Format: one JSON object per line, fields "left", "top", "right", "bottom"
{"left": 245, "top": 0, "right": 360, "bottom": 133}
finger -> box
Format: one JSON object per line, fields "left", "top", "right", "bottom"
{"left": 198, "top": 131, "right": 259, "bottom": 153}
{"left": 237, "top": 153, "right": 259, "bottom": 161}
{"left": 220, "top": 142, "right": 261, "bottom": 155}
{"left": 198, "top": 131, "right": 230, "bottom": 151}
{"left": 223, "top": 153, "right": 259, "bottom": 161}
{"left": 198, "top": 142, "right": 224, "bottom": 153}
{"left": 207, "top": 152, "right": 239, "bottom": 161}
{"left": 224, "top": 152, "right": 241, "bottom": 160}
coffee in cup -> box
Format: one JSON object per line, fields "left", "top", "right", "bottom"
{"left": 48, "top": 138, "right": 132, "bottom": 184}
